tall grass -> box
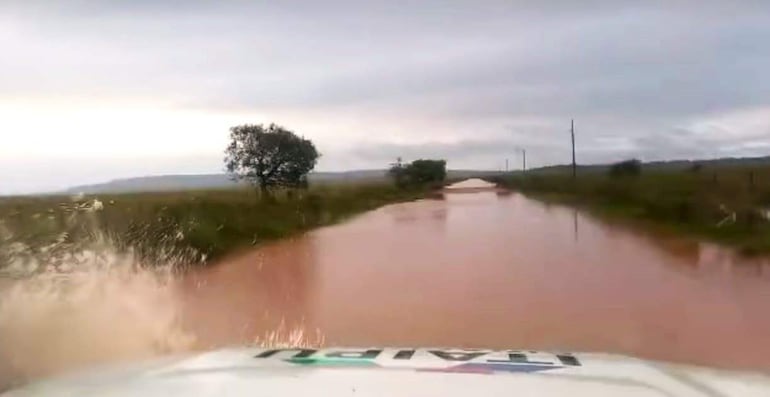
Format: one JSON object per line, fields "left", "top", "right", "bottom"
{"left": 492, "top": 165, "right": 770, "bottom": 254}
{"left": 0, "top": 183, "right": 427, "bottom": 273}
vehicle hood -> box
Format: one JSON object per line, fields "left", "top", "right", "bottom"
{"left": 5, "top": 348, "right": 770, "bottom": 397}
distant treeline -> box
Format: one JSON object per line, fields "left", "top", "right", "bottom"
{"left": 492, "top": 156, "right": 770, "bottom": 255}
{"left": 524, "top": 155, "right": 770, "bottom": 175}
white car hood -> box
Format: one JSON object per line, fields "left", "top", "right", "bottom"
{"left": 5, "top": 348, "right": 770, "bottom": 397}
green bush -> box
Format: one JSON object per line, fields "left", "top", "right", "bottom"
{"left": 389, "top": 159, "right": 446, "bottom": 187}
{"left": 609, "top": 159, "right": 642, "bottom": 178}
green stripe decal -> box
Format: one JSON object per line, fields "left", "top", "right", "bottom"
{"left": 285, "top": 358, "right": 378, "bottom": 367}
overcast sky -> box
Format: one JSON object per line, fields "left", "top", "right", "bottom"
{"left": 1, "top": 1, "right": 769, "bottom": 194}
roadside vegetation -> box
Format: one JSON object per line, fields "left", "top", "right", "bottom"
{"left": 388, "top": 158, "right": 447, "bottom": 188}
{"left": 0, "top": 123, "right": 451, "bottom": 274}
{"left": 224, "top": 123, "right": 320, "bottom": 196}
{"left": 491, "top": 159, "right": 770, "bottom": 255}
{"left": 0, "top": 183, "right": 429, "bottom": 274}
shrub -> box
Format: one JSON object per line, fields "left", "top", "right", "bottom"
{"left": 609, "top": 159, "right": 642, "bottom": 178}
{"left": 389, "top": 159, "right": 447, "bottom": 187}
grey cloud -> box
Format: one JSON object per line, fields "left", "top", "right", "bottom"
{"left": 632, "top": 128, "right": 770, "bottom": 162}
{"left": 2, "top": 0, "right": 770, "bottom": 192}
{"left": 346, "top": 133, "right": 619, "bottom": 171}
{"left": 5, "top": 2, "right": 769, "bottom": 117}
{"left": 345, "top": 120, "right": 770, "bottom": 170}
{"left": 5, "top": 1, "right": 768, "bottom": 116}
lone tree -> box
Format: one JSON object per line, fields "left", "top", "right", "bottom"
{"left": 406, "top": 159, "right": 447, "bottom": 184}
{"left": 225, "top": 124, "right": 319, "bottom": 195}
{"left": 387, "top": 157, "right": 407, "bottom": 187}
{"left": 388, "top": 158, "right": 447, "bottom": 187}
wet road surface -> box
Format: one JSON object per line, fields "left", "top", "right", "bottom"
{"left": 180, "top": 180, "right": 770, "bottom": 370}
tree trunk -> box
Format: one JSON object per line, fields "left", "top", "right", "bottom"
{"left": 259, "top": 182, "right": 274, "bottom": 202}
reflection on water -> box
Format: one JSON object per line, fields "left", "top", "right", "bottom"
{"left": 179, "top": 236, "right": 319, "bottom": 348}
{"left": 573, "top": 209, "right": 579, "bottom": 242}
{"left": 183, "top": 186, "right": 770, "bottom": 370}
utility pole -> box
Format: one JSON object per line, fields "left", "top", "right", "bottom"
{"left": 505, "top": 158, "right": 509, "bottom": 172}
{"left": 571, "top": 119, "right": 576, "bottom": 179}
{"left": 522, "top": 149, "right": 527, "bottom": 171}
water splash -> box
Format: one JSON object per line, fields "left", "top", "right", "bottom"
{"left": 254, "top": 319, "right": 326, "bottom": 349}
{"left": 0, "top": 197, "right": 323, "bottom": 389}
{"left": 0, "top": 248, "right": 196, "bottom": 386}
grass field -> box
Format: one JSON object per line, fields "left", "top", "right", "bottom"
{"left": 491, "top": 162, "right": 770, "bottom": 254}
{"left": 0, "top": 183, "right": 429, "bottom": 274}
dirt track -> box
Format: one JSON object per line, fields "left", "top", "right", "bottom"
{"left": 181, "top": 179, "right": 770, "bottom": 370}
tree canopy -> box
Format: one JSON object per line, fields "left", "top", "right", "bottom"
{"left": 224, "top": 124, "right": 319, "bottom": 192}
{"left": 389, "top": 158, "right": 447, "bottom": 187}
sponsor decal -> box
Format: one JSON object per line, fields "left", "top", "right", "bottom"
{"left": 255, "top": 349, "right": 581, "bottom": 375}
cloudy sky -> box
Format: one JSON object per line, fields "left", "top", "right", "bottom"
{"left": 1, "top": 1, "right": 769, "bottom": 194}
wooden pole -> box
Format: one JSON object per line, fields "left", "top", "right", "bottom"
{"left": 571, "top": 119, "right": 576, "bottom": 179}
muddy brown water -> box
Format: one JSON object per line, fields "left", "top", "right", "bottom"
{"left": 3, "top": 179, "right": 770, "bottom": 388}
{"left": 180, "top": 180, "right": 770, "bottom": 370}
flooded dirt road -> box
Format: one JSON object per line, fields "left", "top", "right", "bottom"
{"left": 181, "top": 180, "right": 770, "bottom": 370}
{"left": 4, "top": 179, "right": 770, "bottom": 387}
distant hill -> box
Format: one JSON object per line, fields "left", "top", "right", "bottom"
{"left": 63, "top": 156, "right": 770, "bottom": 194}
{"left": 68, "top": 174, "right": 242, "bottom": 194}
{"left": 66, "top": 169, "right": 499, "bottom": 194}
